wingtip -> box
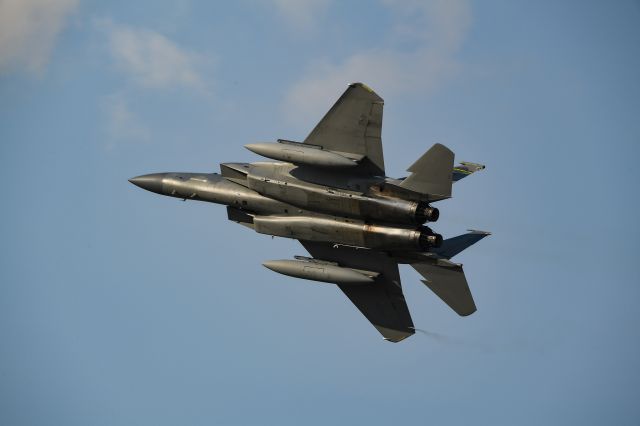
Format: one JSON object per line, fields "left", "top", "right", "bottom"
{"left": 375, "top": 325, "right": 414, "bottom": 343}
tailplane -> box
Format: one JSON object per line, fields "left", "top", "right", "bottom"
{"left": 411, "top": 230, "right": 490, "bottom": 316}
{"left": 433, "top": 229, "right": 491, "bottom": 259}
{"left": 412, "top": 260, "right": 476, "bottom": 316}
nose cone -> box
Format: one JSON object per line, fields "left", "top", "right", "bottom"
{"left": 128, "top": 173, "right": 167, "bottom": 194}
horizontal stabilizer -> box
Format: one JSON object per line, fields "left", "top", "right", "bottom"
{"left": 399, "top": 143, "right": 454, "bottom": 199}
{"left": 412, "top": 262, "right": 476, "bottom": 316}
{"left": 433, "top": 230, "right": 491, "bottom": 259}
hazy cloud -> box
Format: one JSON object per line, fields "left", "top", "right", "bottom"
{"left": 283, "top": 0, "right": 471, "bottom": 125}
{"left": 103, "top": 93, "right": 150, "bottom": 149}
{"left": 104, "top": 22, "right": 208, "bottom": 90}
{"left": 272, "top": 0, "right": 330, "bottom": 31}
{"left": 0, "top": 0, "right": 78, "bottom": 74}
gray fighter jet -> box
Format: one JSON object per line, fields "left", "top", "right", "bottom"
{"left": 130, "top": 83, "right": 489, "bottom": 342}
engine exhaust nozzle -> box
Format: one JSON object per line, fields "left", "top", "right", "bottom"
{"left": 419, "top": 227, "right": 443, "bottom": 249}
{"left": 416, "top": 202, "right": 439, "bottom": 223}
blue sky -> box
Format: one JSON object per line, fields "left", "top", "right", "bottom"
{"left": 1, "top": 1, "right": 639, "bottom": 425}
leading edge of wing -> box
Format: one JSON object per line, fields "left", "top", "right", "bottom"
{"left": 299, "top": 241, "right": 414, "bottom": 342}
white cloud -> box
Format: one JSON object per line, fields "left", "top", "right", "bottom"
{"left": 0, "top": 0, "right": 78, "bottom": 74}
{"left": 283, "top": 0, "right": 471, "bottom": 126}
{"left": 273, "top": 0, "right": 330, "bottom": 31}
{"left": 105, "top": 22, "right": 208, "bottom": 90}
{"left": 103, "top": 93, "right": 150, "bottom": 149}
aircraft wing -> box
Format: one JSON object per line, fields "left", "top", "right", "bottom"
{"left": 303, "top": 83, "right": 385, "bottom": 175}
{"left": 300, "top": 241, "right": 414, "bottom": 342}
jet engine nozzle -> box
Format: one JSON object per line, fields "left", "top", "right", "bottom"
{"left": 415, "top": 202, "right": 439, "bottom": 223}
{"left": 419, "top": 227, "right": 443, "bottom": 249}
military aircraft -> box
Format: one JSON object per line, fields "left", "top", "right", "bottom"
{"left": 129, "top": 83, "right": 489, "bottom": 342}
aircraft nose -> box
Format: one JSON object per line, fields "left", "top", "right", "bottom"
{"left": 128, "top": 173, "right": 167, "bottom": 194}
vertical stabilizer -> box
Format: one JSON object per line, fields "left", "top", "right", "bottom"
{"left": 399, "top": 143, "right": 454, "bottom": 198}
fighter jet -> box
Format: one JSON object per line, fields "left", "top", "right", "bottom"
{"left": 129, "top": 83, "right": 489, "bottom": 342}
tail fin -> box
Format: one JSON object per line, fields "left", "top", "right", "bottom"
{"left": 412, "top": 261, "right": 476, "bottom": 316}
{"left": 452, "top": 161, "right": 485, "bottom": 182}
{"left": 399, "top": 143, "right": 454, "bottom": 199}
{"left": 433, "top": 230, "right": 491, "bottom": 259}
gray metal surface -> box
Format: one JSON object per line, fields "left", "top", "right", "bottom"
{"left": 303, "top": 82, "right": 385, "bottom": 175}
{"left": 262, "top": 259, "right": 376, "bottom": 285}
{"left": 412, "top": 261, "right": 477, "bottom": 316}
{"left": 129, "top": 82, "right": 488, "bottom": 342}
{"left": 245, "top": 142, "right": 357, "bottom": 168}
{"left": 400, "top": 143, "right": 455, "bottom": 199}
{"left": 301, "top": 241, "right": 414, "bottom": 342}
{"left": 434, "top": 230, "right": 492, "bottom": 259}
